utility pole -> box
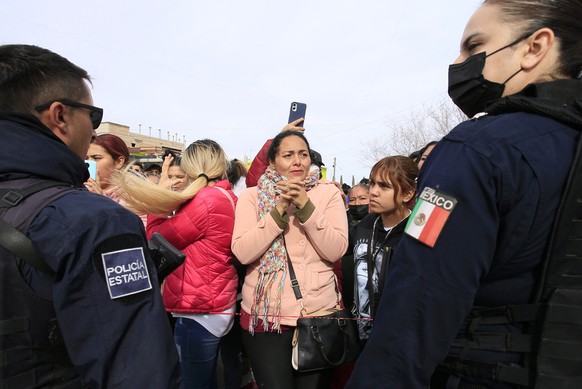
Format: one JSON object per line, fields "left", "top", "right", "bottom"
{"left": 332, "top": 157, "right": 336, "bottom": 182}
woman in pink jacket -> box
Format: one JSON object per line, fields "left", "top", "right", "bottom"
{"left": 232, "top": 130, "right": 349, "bottom": 389}
{"left": 114, "top": 139, "right": 238, "bottom": 389}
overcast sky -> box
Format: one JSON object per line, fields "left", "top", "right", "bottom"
{"left": 1, "top": 1, "right": 479, "bottom": 182}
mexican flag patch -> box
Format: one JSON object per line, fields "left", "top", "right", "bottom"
{"left": 405, "top": 187, "right": 457, "bottom": 247}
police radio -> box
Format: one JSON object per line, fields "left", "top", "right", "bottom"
{"left": 148, "top": 232, "right": 185, "bottom": 283}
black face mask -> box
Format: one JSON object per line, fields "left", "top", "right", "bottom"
{"left": 447, "top": 35, "right": 528, "bottom": 117}
{"left": 349, "top": 204, "right": 369, "bottom": 221}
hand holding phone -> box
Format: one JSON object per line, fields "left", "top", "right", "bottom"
{"left": 288, "top": 102, "right": 307, "bottom": 127}
{"left": 85, "top": 160, "right": 97, "bottom": 180}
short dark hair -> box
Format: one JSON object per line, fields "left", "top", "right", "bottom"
{"left": 310, "top": 149, "right": 324, "bottom": 167}
{"left": 0, "top": 44, "right": 92, "bottom": 114}
{"left": 267, "top": 130, "right": 312, "bottom": 164}
{"left": 342, "top": 183, "right": 351, "bottom": 195}
{"left": 170, "top": 157, "right": 182, "bottom": 168}
{"left": 227, "top": 159, "right": 248, "bottom": 186}
{"left": 410, "top": 141, "right": 438, "bottom": 164}
{"left": 131, "top": 161, "right": 144, "bottom": 170}
{"left": 145, "top": 163, "right": 162, "bottom": 173}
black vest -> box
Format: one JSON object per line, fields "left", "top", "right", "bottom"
{"left": 436, "top": 135, "right": 582, "bottom": 389}
{"left": 0, "top": 178, "right": 84, "bottom": 389}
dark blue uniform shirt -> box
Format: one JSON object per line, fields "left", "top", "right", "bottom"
{"left": 347, "top": 81, "right": 582, "bottom": 389}
{"left": 0, "top": 114, "right": 182, "bottom": 388}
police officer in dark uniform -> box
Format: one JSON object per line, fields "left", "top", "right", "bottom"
{"left": 0, "top": 45, "right": 182, "bottom": 388}
{"left": 347, "top": 1, "right": 582, "bottom": 388}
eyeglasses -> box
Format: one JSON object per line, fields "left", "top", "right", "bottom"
{"left": 35, "top": 98, "right": 104, "bottom": 129}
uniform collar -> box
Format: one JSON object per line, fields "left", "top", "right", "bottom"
{"left": 486, "top": 79, "right": 582, "bottom": 130}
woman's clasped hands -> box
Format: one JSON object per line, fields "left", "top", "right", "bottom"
{"left": 276, "top": 179, "right": 309, "bottom": 215}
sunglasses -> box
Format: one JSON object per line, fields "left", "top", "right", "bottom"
{"left": 35, "top": 98, "right": 104, "bottom": 129}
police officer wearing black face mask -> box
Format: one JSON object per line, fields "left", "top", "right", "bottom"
{"left": 447, "top": 32, "right": 533, "bottom": 118}
{"left": 348, "top": 0, "right": 582, "bottom": 388}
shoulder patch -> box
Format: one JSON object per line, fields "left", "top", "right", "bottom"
{"left": 102, "top": 247, "right": 152, "bottom": 299}
{"left": 405, "top": 187, "right": 457, "bottom": 248}
{"left": 94, "top": 234, "right": 153, "bottom": 299}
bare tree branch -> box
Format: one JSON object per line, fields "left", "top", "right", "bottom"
{"left": 364, "top": 98, "right": 466, "bottom": 163}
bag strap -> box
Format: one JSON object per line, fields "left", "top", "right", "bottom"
{"left": 282, "top": 235, "right": 341, "bottom": 316}
{"left": 0, "top": 219, "right": 55, "bottom": 276}
{"left": 283, "top": 235, "right": 306, "bottom": 315}
{"left": 0, "top": 180, "right": 74, "bottom": 276}
{"left": 0, "top": 179, "right": 69, "bottom": 208}
{"left": 214, "top": 186, "right": 235, "bottom": 211}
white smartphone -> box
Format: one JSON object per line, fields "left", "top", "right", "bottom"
{"left": 85, "top": 160, "right": 97, "bottom": 180}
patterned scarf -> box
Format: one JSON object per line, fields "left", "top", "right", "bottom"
{"left": 251, "top": 165, "right": 320, "bottom": 333}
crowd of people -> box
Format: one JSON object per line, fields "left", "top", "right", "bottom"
{"left": 2, "top": 0, "right": 582, "bottom": 388}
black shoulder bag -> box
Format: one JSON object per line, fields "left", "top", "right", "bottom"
{"left": 284, "top": 236, "right": 360, "bottom": 372}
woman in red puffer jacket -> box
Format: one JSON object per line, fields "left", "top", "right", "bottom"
{"left": 115, "top": 139, "right": 238, "bottom": 389}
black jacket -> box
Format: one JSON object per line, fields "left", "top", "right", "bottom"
{"left": 351, "top": 213, "right": 408, "bottom": 341}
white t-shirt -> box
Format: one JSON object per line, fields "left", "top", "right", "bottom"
{"left": 173, "top": 303, "right": 236, "bottom": 337}
{"left": 232, "top": 177, "right": 246, "bottom": 197}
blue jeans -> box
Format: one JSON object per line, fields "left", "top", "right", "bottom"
{"left": 174, "top": 317, "right": 221, "bottom": 389}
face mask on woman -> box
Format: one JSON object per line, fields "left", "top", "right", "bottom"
{"left": 349, "top": 204, "right": 369, "bottom": 221}
{"left": 447, "top": 34, "right": 529, "bottom": 117}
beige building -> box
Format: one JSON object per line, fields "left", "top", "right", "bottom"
{"left": 96, "top": 122, "right": 185, "bottom": 163}
{"left": 96, "top": 122, "right": 328, "bottom": 179}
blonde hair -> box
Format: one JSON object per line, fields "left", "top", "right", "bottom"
{"left": 113, "top": 139, "right": 228, "bottom": 216}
